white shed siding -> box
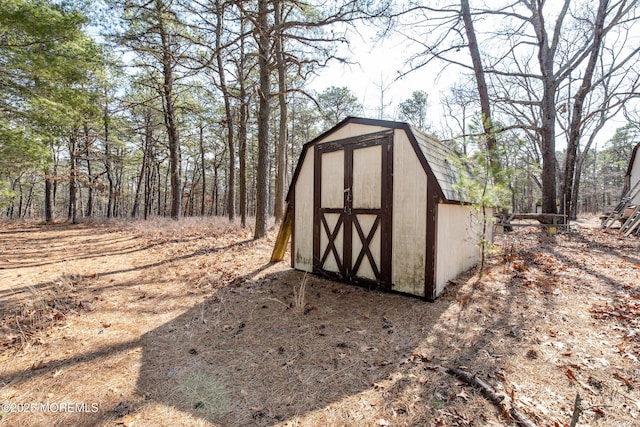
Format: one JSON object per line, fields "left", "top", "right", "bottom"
{"left": 391, "top": 129, "right": 427, "bottom": 297}
{"left": 294, "top": 149, "right": 314, "bottom": 272}
{"left": 320, "top": 213, "right": 343, "bottom": 273}
{"left": 352, "top": 214, "right": 381, "bottom": 280}
{"left": 631, "top": 151, "right": 640, "bottom": 205}
{"left": 320, "top": 150, "right": 345, "bottom": 208}
{"left": 435, "top": 204, "right": 492, "bottom": 295}
{"left": 352, "top": 145, "right": 382, "bottom": 209}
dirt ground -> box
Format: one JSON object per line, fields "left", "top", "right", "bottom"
{"left": 0, "top": 216, "right": 639, "bottom": 427}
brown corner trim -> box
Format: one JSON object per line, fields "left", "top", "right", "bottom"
{"left": 425, "top": 195, "right": 438, "bottom": 300}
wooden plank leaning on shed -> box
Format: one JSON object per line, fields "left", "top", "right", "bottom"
{"left": 271, "top": 203, "right": 292, "bottom": 262}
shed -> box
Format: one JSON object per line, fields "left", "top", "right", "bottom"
{"left": 282, "top": 117, "right": 490, "bottom": 300}
{"left": 625, "top": 142, "right": 640, "bottom": 205}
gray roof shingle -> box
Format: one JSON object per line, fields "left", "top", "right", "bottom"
{"left": 410, "top": 126, "right": 469, "bottom": 203}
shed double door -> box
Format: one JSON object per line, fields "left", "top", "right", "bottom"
{"left": 313, "top": 131, "right": 393, "bottom": 287}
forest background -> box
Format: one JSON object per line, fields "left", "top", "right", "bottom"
{"left": 2, "top": 0, "right": 640, "bottom": 238}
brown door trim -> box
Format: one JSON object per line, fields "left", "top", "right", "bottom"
{"left": 425, "top": 194, "right": 438, "bottom": 300}
{"left": 352, "top": 214, "right": 381, "bottom": 279}
{"left": 313, "top": 130, "right": 394, "bottom": 287}
{"left": 319, "top": 212, "right": 345, "bottom": 273}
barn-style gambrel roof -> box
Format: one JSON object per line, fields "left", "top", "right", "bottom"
{"left": 410, "top": 126, "right": 467, "bottom": 203}
{"left": 287, "top": 117, "right": 471, "bottom": 204}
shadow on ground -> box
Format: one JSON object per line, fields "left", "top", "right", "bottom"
{"left": 134, "top": 268, "right": 451, "bottom": 426}
{"left": 4, "top": 223, "right": 636, "bottom": 426}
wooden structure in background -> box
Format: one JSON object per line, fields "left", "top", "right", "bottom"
{"left": 495, "top": 212, "right": 568, "bottom": 234}
{"left": 278, "top": 117, "right": 491, "bottom": 300}
{"left": 625, "top": 142, "right": 640, "bottom": 205}
{"left": 601, "top": 142, "right": 640, "bottom": 235}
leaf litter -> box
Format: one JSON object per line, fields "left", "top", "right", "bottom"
{"left": 0, "top": 216, "right": 639, "bottom": 426}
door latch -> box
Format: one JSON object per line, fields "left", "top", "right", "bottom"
{"left": 344, "top": 187, "right": 352, "bottom": 213}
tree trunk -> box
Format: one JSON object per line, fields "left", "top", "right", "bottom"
{"left": 85, "top": 157, "right": 94, "bottom": 217}
{"left": 6, "top": 178, "right": 15, "bottom": 217}
{"left": 80, "top": 123, "right": 93, "bottom": 218}
{"left": 159, "top": 26, "right": 181, "bottom": 220}
{"left": 187, "top": 166, "right": 197, "bottom": 216}
{"left": 132, "top": 114, "right": 151, "bottom": 218}
{"left": 562, "top": 0, "right": 608, "bottom": 220}
{"left": 114, "top": 147, "right": 125, "bottom": 217}
{"left": 273, "top": 0, "right": 287, "bottom": 223}
{"left": 23, "top": 184, "right": 34, "bottom": 218}
{"left": 239, "top": 100, "right": 248, "bottom": 227}
{"left": 52, "top": 148, "right": 58, "bottom": 212}
{"left": 215, "top": 0, "right": 235, "bottom": 222}
{"left": 106, "top": 152, "right": 115, "bottom": 218}
{"left": 104, "top": 107, "right": 115, "bottom": 218}
{"left": 163, "top": 163, "right": 170, "bottom": 216}
{"left": 45, "top": 162, "right": 54, "bottom": 223}
{"left": 157, "top": 162, "right": 163, "bottom": 216}
{"left": 68, "top": 131, "right": 79, "bottom": 224}
{"left": 290, "top": 105, "right": 296, "bottom": 179}
{"left": 460, "top": 0, "right": 497, "bottom": 163}
{"left": 199, "top": 124, "right": 207, "bottom": 216}
{"left": 540, "top": 83, "right": 558, "bottom": 214}
{"left": 571, "top": 112, "right": 608, "bottom": 218}
{"left": 16, "top": 178, "right": 23, "bottom": 218}
{"left": 238, "top": 16, "right": 249, "bottom": 228}
{"left": 531, "top": 1, "right": 566, "bottom": 214}
{"left": 254, "top": 0, "right": 271, "bottom": 239}
{"left": 148, "top": 0, "right": 182, "bottom": 220}
{"left": 144, "top": 155, "right": 155, "bottom": 220}
{"left": 213, "top": 160, "right": 220, "bottom": 216}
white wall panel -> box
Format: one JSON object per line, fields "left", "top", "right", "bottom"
{"left": 293, "top": 149, "right": 314, "bottom": 271}
{"left": 391, "top": 130, "right": 427, "bottom": 297}
{"left": 352, "top": 145, "right": 381, "bottom": 209}
{"left": 318, "top": 124, "right": 387, "bottom": 143}
{"left": 435, "top": 204, "right": 492, "bottom": 295}
{"left": 320, "top": 213, "right": 343, "bottom": 273}
{"left": 321, "top": 150, "right": 345, "bottom": 209}
{"left": 352, "top": 214, "right": 380, "bottom": 280}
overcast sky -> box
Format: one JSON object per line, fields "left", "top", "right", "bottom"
{"left": 307, "top": 14, "right": 628, "bottom": 146}
{"left": 308, "top": 24, "right": 454, "bottom": 125}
